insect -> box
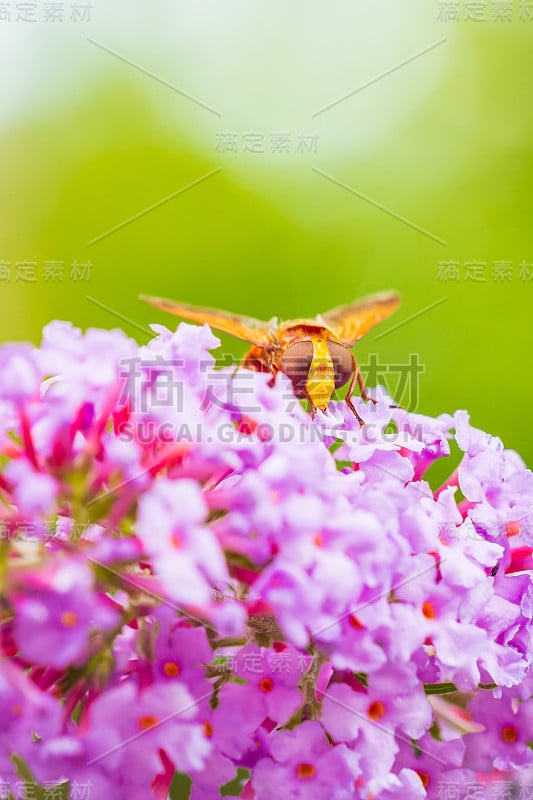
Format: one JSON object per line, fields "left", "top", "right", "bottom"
{"left": 140, "top": 291, "right": 400, "bottom": 423}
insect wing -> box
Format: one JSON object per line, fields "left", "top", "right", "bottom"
{"left": 318, "top": 291, "right": 400, "bottom": 346}
{"left": 140, "top": 295, "right": 277, "bottom": 347}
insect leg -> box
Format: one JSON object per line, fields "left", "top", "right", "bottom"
{"left": 356, "top": 360, "right": 400, "bottom": 409}
{"left": 267, "top": 370, "right": 278, "bottom": 388}
{"left": 356, "top": 368, "right": 378, "bottom": 404}
{"left": 345, "top": 367, "right": 365, "bottom": 426}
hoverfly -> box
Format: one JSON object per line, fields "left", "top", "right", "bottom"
{"left": 140, "top": 291, "right": 400, "bottom": 423}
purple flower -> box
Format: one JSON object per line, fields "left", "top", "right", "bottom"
{"left": 35, "top": 680, "right": 210, "bottom": 799}
{"left": 151, "top": 608, "right": 213, "bottom": 697}
{"left": 0, "top": 343, "right": 41, "bottom": 405}
{"left": 11, "top": 558, "right": 118, "bottom": 668}
{"left": 0, "top": 659, "right": 62, "bottom": 788}
{"left": 252, "top": 721, "right": 360, "bottom": 800}
{"left": 366, "top": 768, "right": 428, "bottom": 800}
{"left": 463, "top": 692, "right": 533, "bottom": 772}
{"left": 322, "top": 663, "right": 432, "bottom": 782}
{"left": 5, "top": 458, "right": 58, "bottom": 515}
{"left": 136, "top": 478, "right": 228, "bottom": 605}
{"left": 393, "top": 733, "right": 469, "bottom": 799}
{"left": 0, "top": 320, "right": 530, "bottom": 799}
{"left": 233, "top": 643, "right": 304, "bottom": 726}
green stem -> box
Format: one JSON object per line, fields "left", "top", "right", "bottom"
{"left": 424, "top": 681, "right": 497, "bottom": 695}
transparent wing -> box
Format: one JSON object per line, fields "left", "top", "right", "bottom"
{"left": 140, "top": 295, "right": 277, "bottom": 347}
{"left": 318, "top": 291, "right": 401, "bottom": 346}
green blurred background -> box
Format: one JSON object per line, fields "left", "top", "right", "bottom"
{"left": 0, "top": 0, "right": 531, "bottom": 463}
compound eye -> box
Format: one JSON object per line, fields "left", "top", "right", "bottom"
{"left": 327, "top": 342, "right": 354, "bottom": 389}
{"left": 280, "top": 341, "right": 313, "bottom": 397}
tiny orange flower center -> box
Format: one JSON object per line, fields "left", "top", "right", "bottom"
{"left": 203, "top": 721, "right": 214, "bottom": 738}
{"left": 505, "top": 521, "right": 521, "bottom": 537}
{"left": 163, "top": 661, "right": 180, "bottom": 678}
{"left": 61, "top": 610, "right": 78, "bottom": 627}
{"left": 313, "top": 532, "right": 324, "bottom": 547}
{"left": 501, "top": 724, "right": 518, "bottom": 743}
{"left": 296, "top": 763, "right": 316, "bottom": 780}
{"left": 367, "top": 700, "right": 386, "bottom": 721}
{"left": 416, "top": 770, "right": 430, "bottom": 789}
{"left": 422, "top": 601, "right": 437, "bottom": 619}
{"left": 238, "top": 416, "right": 258, "bottom": 435}
{"left": 11, "top": 704, "right": 23, "bottom": 717}
{"left": 138, "top": 714, "right": 159, "bottom": 730}
{"left": 259, "top": 677, "right": 274, "bottom": 693}
{"left": 171, "top": 533, "right": 182, "bottom": 549}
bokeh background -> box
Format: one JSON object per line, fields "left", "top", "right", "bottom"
{"left": 1, "top": 0, "right": 531, "bottom": 464}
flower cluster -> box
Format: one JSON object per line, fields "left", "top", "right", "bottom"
{"left": 0, "top": 320, "right": 531, "bottom": 800}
